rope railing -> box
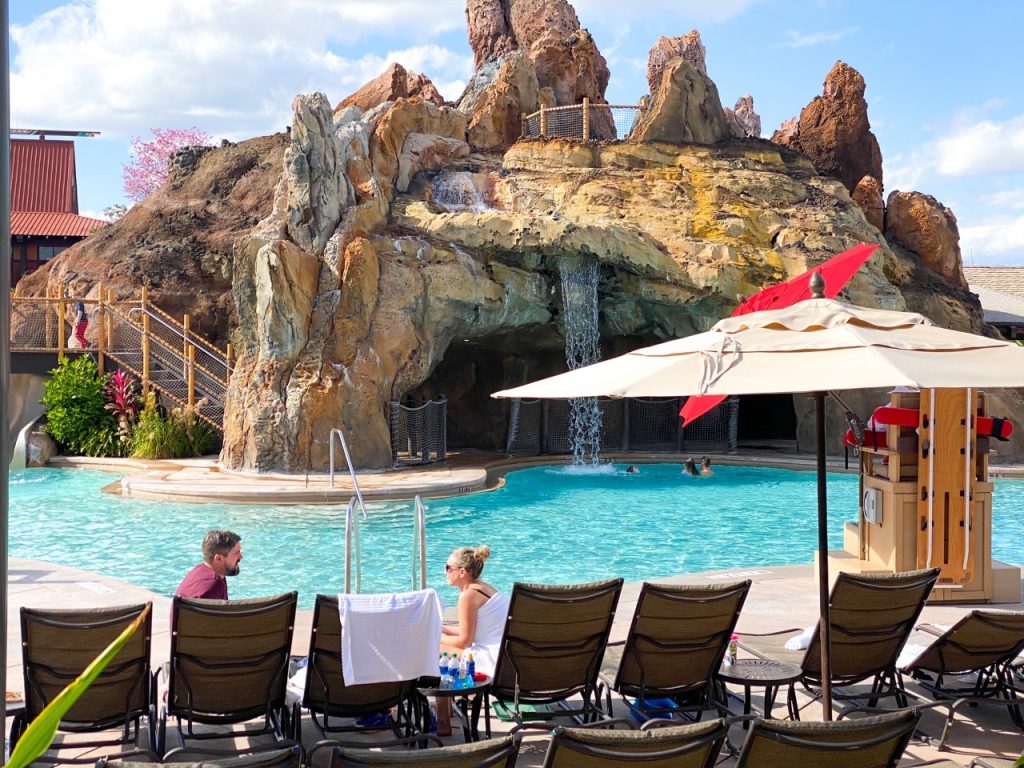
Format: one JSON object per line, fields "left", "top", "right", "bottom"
{"left": 521, "top": 98, "right": 645, "bottom": 141}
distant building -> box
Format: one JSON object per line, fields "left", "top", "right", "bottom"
{"left": 10, "top": 133, "right": 106, "bottom": 286}
{"left": 964, "top": 266, "right": 1024, "bottom": 340}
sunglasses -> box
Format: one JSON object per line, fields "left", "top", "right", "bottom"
{"left": 445, "top": 564, "right": 459, "bottom": 573}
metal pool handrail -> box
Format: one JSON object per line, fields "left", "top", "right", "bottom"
{"left": 329, "top": 427, "right": 367, "bottom": 520}
{"left": 344, "top": 497, "right": 361, "bottom": 594}
{"left": 413, "top": 496, "right": 427, "bottom": 590}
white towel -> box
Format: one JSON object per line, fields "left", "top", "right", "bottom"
{"left": 896, "top": 643, "right": 928, "bottom": 670}
{"left": 339, "top": 589, "right": 443, "bottom": 685}
{"left": 784, "top": 625, "right": 817, "bottom": 651}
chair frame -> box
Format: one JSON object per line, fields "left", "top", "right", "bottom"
{"left": 490, "top": 578, "right": 623, "bottom": 729}
{"left": 160, "top": 592, "right": 298, "bottom": 756}
{"left": 734, "top": 709, "right": 921, "bottom": 767}
{"left": 328, "top": 734, "right": 520, "bottom": 767}
{"left": 598, "top": 580, "right": 750, "bottom": 723}
{"left": 540, "top": 719, "right": 728, "bottom": 767}
{"left": 301, "top": 595, "right": 423, "bottom": 763}
{"left": 741, "top": 568, "right": 940, "bottom": 713}
{"left": 14, "top": 602, "right": 154, "bottom": 764}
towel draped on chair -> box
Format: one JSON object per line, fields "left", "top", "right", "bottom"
{"left": 338, "top": 589, "right": 443, "bottom": 685}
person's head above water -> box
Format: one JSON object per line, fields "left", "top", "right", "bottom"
{"left": 683, "top": 458, "right": 699, "bottom": 475}
{"left": 201, "top": 529, "right": 242, "bottom": 577}
{"left": 626, "top": 465, "right": 639, "bottom": 473}
{"left": 446, "top": 544, "right": 491, "bottom": 581}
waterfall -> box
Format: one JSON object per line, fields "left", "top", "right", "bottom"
{"left": 559, "top": 256, "right": 603, "bottom": 466}
{"left": 430, "top": 171, "right": 488, "bottom": 212}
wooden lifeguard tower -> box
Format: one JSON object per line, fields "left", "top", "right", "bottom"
{"left": 836, "top": 387, "right": 1021, "bottom": 603}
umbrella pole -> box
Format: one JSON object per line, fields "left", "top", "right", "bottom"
{"left": 815, "top": 391, "right": 833, "bottom": 719}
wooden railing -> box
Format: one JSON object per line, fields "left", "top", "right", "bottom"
{"left": 10, "top": 285, "right": 231, "bottom": 432}
{"left": 520, "top": 98, "right": 645, "bottom": 141}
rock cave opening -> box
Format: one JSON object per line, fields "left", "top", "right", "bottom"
{"left": 737, "top": 394, "right": 798, "bottom": 450}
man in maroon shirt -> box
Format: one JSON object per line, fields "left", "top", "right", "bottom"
{"left": 175, "top": 530, "right": 242, "bottom": 599}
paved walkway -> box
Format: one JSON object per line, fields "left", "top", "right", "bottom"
{"left": 3, "top": 558, "right": 1022, "bottom": 765}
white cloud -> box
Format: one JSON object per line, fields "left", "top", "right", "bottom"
{"left": 9, "top": 1, "right": 473, "bottom": 141}
{"left": 982, "top": 188, "right": 1024, "bottom": 210}
{"left": 783, "top": 27, "right": 857, "bottom": 49}
{"left": 573, "top": 0, "right": 761, "bottom": 25}
{"left": 960, "top": 215, "right": 1024, "bottom": 264}
{"left": 935, "top": 115, "right": 1024, "bottom": 177}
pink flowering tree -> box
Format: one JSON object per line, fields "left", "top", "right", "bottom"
{"left": 122, "top": 127, "right": 213, "bottom": 203}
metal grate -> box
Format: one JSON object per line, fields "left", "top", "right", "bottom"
{"left": 521, "top": 103, "right": 644, "bottom": 141}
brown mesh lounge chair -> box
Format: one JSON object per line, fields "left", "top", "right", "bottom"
{"left": 490, "top": 578, "right": 623, "bottom": 728}
{"left": 301, "top": 595, "right": 422, "bottom": 762}
{"left": 12, "top": 602, "right": 153, "bottom": 763}
{"left": 597, "top": 581, "right": 750, "bottom": 722}
{"left": 540, "top": 719, "right": 727, "bottom": 767}
{"left": 901, "top": 610, "right": 1024, "bottom": 748}
{"left": 160, "top": 592, "right": 298, "bottom": 756}
{"left": 734, "top": 709, "right": 921, "bottom": 767}
{"left": 327, "top": 735, "right": 520, "bottom": 767}
{"left": 96, "top": 744, "right": 303, "bottom": 768}
{"left": 739, "top": 569, "right": 940, "bottom": 711}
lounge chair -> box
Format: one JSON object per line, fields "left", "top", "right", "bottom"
{"left": 12, "top": 602, "right": 154, "bottom": 763}
{"left": 159, "top": 592, "right": 298, "bottom": 756}
{"left": 95, "top": 744, "right": 303, "bottom": 768}
{"left": 734, "top": 709, "right": 921, "bottom": 766}
{"left": 327, "top": 735, "right": 520, "bottom": 767}
{"left": 301, "top": 595, "right": 423, "bottom": 761}
{"left": 597, "top": 580, "right": 750, "bottom": 721}
{"left": 739, "top": 568, "right": 940, "bottom": 711}
{"left": 901, "top": 610, "right": 1024, "bottom": 748}
{"left": 490, "top": 578, "right": 623, "bottom": 728}
{"left": 540, "top": 719, "right": 727, "bottom": 767}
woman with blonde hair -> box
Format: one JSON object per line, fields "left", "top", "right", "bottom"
{"left": 437, "top": 544, "right": 509, "bottom": 734}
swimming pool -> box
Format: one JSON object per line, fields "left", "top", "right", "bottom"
{"left": 9, "top": 464, "right": 1024, "bottom": 608}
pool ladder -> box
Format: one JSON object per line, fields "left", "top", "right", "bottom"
{"left": 329, "top": 427, "right": 367, "bottom": 518}
{"left": 343, "top": 494, "right": 428, "bottom": 594}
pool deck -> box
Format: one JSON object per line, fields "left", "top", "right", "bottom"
{"left": 4, "top": 557, "right": 1022, "bottom": 766}
{"left": 51, "top": 450, "right": 1024, "bottom": 506}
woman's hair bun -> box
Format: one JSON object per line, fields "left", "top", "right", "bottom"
{"left": 474, "top": 544, "right": 492, "bottom": 562}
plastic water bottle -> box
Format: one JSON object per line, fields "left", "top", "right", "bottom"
{"left": 449, "top": 654, "right": 460, "bottom": 688}
{"left": 466, "top": 652, "right": 475, "bottom": 684}
{"left": 724, "top": 633, "right": 739, "bottom": 666}
{"left": 439, "top": 653, "right": 450, "bottom": 688}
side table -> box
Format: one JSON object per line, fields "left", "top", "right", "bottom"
{"left": 417, "top": 677, "right": 492, "bottom": 743}
{"left": 716, "top": 659, "right": 802, "bottom": 724}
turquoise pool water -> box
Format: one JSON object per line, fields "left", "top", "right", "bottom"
{"left": 8, "top": 464, "right": 1024, "bottom": 609}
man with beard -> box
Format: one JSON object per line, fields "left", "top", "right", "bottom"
{"left": 175, "top": 530, "right": 242, "bottom": 599}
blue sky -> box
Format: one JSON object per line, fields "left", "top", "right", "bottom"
{"left": 9, "top": 0, "right": 1024, "bottom": 264}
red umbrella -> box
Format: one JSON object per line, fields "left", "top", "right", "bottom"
{"left": 679, "top": 243, "right": 879, "bottom": 426}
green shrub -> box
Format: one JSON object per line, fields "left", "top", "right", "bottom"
{"left": 130, "top": 393, "right": 218, "bottom": 459}
{"left": 41, "top": 356, "right": 118, "bottom": 456}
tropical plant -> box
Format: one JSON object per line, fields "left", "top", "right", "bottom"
{"left": 41, "top": 356, "right": 118, "bottom": 456}
{"left": 105, "top": 369, "right": 140, "bottom": 446}
{"left": 4, "top": 605, "right": 151, "bottom": 768}
{"left": 130, "top": 394, "right": 217, "bottom": 459}
{"left": 123, "top": 127, "right": 212, "bottom": 202}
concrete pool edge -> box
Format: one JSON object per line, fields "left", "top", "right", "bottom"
{"left": 36, "top": 450, "right": 1024, "bottom": 505}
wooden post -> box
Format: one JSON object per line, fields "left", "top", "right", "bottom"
{"left": 226, "top": 342, "right": 233, "bottom": 372}
{"left": 183, "top": 313, "right": 191, "bottom": 381}
{"left": 140, "top": 286, "right": 150, "bottom": 392}
{"left": 187, "top": 346, "right": 196, "bottom": 408}
{"left": 96, "top": 282, "right": 106, "bottom": 374}
{"left": 539, "top": 106, "right": 548, "bottom": 137}
{"left": 56, "top": 284, "right": 66, "bottom": 361}
{"left": 520, "top": 112, "right": 527, "bottom": 138}
{"left": 582, "top": 97, "right": 590, "bottom": 140}
{"left": 45, "top": 287, "right": 54, "bottom": 349}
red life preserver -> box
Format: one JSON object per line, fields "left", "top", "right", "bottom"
{"left": 844, "top": 405, "right": 1013, "bottom": 446}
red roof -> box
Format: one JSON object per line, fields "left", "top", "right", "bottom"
{"left": 11, "top": 211, "right": 106, "bottom": 238}
{"left": 11, "top": 139, "right": 79, "bottom": 213}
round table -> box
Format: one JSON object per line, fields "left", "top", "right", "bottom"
{"left": 417, "top": 677, "right": 492, "bottom": 742}
{"left": 716, "top": 659, "right": 802, "bottom": 723}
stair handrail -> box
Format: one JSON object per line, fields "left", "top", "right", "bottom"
{"left": 141, "top": 301, "right": 231, "bottom": 366}
{"left": 330, "top": 427, "right": 367, "bottom": 520}
{"left": 343, "top": 497, "right": 361, "bottom": 594}
{"left": 126, "top": 306, "right": 229, "bottom": 385}
{"left": 413, "top": 496, "right": 427, "bottom": 590}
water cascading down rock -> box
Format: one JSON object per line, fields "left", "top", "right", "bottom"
{"left": 559, "top": 255, "right": 602, "bottom": 465}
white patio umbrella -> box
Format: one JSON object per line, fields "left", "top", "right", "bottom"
{"left": 492, "top": 287, "right": 1024, "bottom": 717}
